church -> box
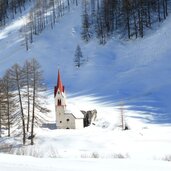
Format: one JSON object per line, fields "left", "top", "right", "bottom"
{"left": 54, "top": 70, "right": 84, "bottom": 129}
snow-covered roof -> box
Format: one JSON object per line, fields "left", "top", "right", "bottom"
{"left": 65, "top": 104, "right": 84, "bottom": 119}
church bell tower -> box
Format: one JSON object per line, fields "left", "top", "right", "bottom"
{"left": 54, "top": 70, "right": 66, "bottom": 128}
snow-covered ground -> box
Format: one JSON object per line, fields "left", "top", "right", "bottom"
{"left": 1, "top": 95, "right": 171, "bottom": 171}
{"left": 1, "top": 1, "right": 171, "bottom": 171}
{"left": 1, "top": 153, "right": 171, "bottom": 171}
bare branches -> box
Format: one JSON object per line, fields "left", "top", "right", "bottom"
{"left": 21, "top": 0, "right": 80, "bottom": 50}
{"left": 81, "top": 0, "right": 170, "bottom": 41}
{"left": 0, "top": 58, "right": 50, "bottom": 145}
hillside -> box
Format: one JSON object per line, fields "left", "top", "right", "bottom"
{"left": 0, "top": 1, "right": 171, "bottom": 123}
{"left": 0, "top": 1, "right": 171, "bottom": 171}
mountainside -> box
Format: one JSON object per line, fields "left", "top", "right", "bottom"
{"left": 0, "top": 1, "right": 171, "bottom": 124}
{"left": 1, "top": 1, "right": 171, "bottom": 170}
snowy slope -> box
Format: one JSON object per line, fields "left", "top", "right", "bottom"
{"left": 1, "top": 95, "right": 171, "bottom": 169}
{"left": 0, "top": 1, "right": 171, "bottom": 123}
{"left": 1, "top": 95, "right": 171, "bottom": 161}
{"left": 0, "top": 2, "right": 171, "bottom": 170}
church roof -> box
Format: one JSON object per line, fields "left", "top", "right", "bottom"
{"left": 65, "top": 104, "right": 84, "bottom": 119}
{"left": 54, "top": 70, "right": 64, "bottom": 97}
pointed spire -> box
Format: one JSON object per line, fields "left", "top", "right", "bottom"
{"left": 57, "top": 70, "right": 64, "bottom": 93}
{"left": 54, "top": 70, "right": 64, "bottom": 97}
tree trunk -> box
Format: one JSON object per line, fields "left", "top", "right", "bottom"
{"left": 16, "top": 68, "right": 26, "bottom": 145}
{"left": 31, "top": 63, "right": 36, "bottom": 145}
{"left": 0, "top": 102, "right": 1, "bottom": 138}
{"left": 157, "top": 0, "right": 161, "bottom": 22}
{"left": 26, "top": 63, "right": 30, "bottom": 133}
{"left": 7, "top": 91, "right": 10, "bottom": 137}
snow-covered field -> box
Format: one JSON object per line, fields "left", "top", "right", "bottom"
{"left": 1, "top": 95, "right": 171, "bottom": 170}
{"left": 1, "top": 154, "right": 171, "bottom": 171}
{"left": 1, "top": 1, "right": 171, "bottom": 171}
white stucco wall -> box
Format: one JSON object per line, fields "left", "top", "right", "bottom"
{"left": 63, "top": 113, "right": 76, "bottom": 129}
{"left": 56, "top": 111, "right": 84, "bottom": 129}
{"left": 55, "top": 88, "right": 84, "bottom": 129}
{"left": 56, "top": 106, "right": 65, "bottom": 128}
{"left": 55, "top": 91, "right": 66, "bottom": 106}
{"left": 75, "top": 119, "right": 84, "bottom": 129}
{"left": 55, "top": 88, "right": 67, "bottom": 128}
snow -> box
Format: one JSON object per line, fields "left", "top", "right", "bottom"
{"left": 0, "top": 1, "right": 171, "bottom": 171}
{"left": 65, "top": 103, "right": 84, "bottom": 118}
{"left": 0, "top": 154, "right": 171, "bottom": 171}
{"left": 0, "top": 5, "right": 171, "bottom": 123}
{"left": 1, "top": 95, "right": 171, "bottom": 161}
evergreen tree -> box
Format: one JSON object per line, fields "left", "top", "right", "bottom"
{"left": 81, "top": 0, "right": 170, "bottom": 40}
{"left": 74, "top": 45, "right": 84, "bottom": 68}
{"left": 81, "top": 0, "right": 91, "bottom": 42}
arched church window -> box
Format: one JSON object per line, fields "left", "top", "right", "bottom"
{"left": 66, "top": 119, "right": 70, "bottom": 122}
{"left": 58, "top": 99, "right": 61, "bottom": 106}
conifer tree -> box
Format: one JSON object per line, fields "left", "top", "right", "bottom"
{"left": 74, "top": 45, "right": 84, "bottom": 68}
{"left": 81, "top": 0, "right": 91, "bottom": 42}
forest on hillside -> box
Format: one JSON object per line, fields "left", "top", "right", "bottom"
{"left": 0, "top": 0, "right": 170, "bottom": 48}
{"left": 0, "top": 0, "right": 31, "bottom": 26}
{"left": 81, "top": 0, "right": 170, "bottom": 43}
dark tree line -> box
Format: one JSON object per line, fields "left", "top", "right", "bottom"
{"left": 0, "top": 0, "right": 79, "bottom": 50}
{"left": 81, "top": 0, "right": 170, "bottom": 43}
{"left": 0, "top": 0, "right": 31, "bottom": 27}
{"left": 0, "top": 59, "right": 49, "bottom": 145}
{"left": 21, "top": 0, "right": 79, "bottom": 50}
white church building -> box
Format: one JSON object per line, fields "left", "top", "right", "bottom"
{"left": 54, "top": 70, "right": 84, "bottom": 129}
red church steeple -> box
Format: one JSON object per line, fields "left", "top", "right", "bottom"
{"left": 54, "top": 70, "right": 64, "bottom": 97}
